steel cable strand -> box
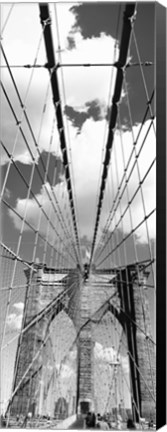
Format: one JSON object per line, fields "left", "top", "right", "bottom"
{"left": 123, "top": 73, "right": 156, "bottom": 400}
{"left": 94, "top": 117, "right": 155, "bottom": 265}
{"left": 106, "top": 145, "right": 141, "bottom": 421}
{"left": 1, "top": 138, "right": 77, "bottom": 267}
{"left": 53, "top": 4, "right": 83, "bottom": 267}
{"left": 39, "top": 4, "right": 81, "bottom": 260}
{"left": 119, "top": 362, "right": 142, "bottom": 426}
{"left": 96, "top": 206, "right": 155, "bottom": 268}
{"left": 2, "top": 277, "right": 79, "bottom": 351}
{"left": 1, "top": 47, "right": 78, "bottom": 257}
{"left": 90, "top": 3, "right": 122, "bottom": 249}
{"left": 131, "top": 27, "right": 156, "bottom": 135}
{"left": 94, "top": 90, "right": 155, "bottom": 261}
{"left": 1, "top": 199, "right": 67, "bottom": 265}
{"left": 1, "top": 147, "right": 76, "bottom": 269}
{"left": 94, "top": 109, "right": 155, "bottom": 269}
{"left": 124, "top": 74, "right": 156, "bottom": 290}
{"left": 103, "top": 331, "right": 124, "bottom": 416}
{"left": 106, "top": 144, "right": 141, "bottom": 421}
{"left": 0, "top": 4, "right": 15, "bottom": 36}
{"left": 114, "top": 323, "right": 155, "bottom": 403}
{"left": 0, "top": 28, "right": 46, "bottom": 198}
{"left": 95, "top": 156, "right": 155, "bottom": 266}
{"left": 5, "top": 277, "right": 79, "bottom": 418}
{"left": 89, "top": 3, "right": 137, "bottom": 265}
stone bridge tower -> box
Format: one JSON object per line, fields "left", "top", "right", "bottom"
{"left": 9, "top": 264, "right": 155, "bottom": 422}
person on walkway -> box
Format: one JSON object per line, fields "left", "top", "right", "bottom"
{"left": 85, "top": 411, "right": 96, "bottom": 428}
{"left": 96, "top": 414, "right": 109, "bottom": 430}
{"left": 22, "top": 411, "right": 32, "bottom": 428}
{"left": 127, "top": 417, "right": 136, "bottom": 429}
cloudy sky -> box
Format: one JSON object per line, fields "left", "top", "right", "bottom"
{"left": 1, "top": 2, "right": 155, "bottom": 254}
{"left": 1, "top": 0, "right": 156, "bottom": 323}
{"left": 1, "top": 0, "right": 156, "bottom": 416}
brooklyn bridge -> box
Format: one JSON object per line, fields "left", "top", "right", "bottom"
{"left": 0, "top": 2, "right": 159, "bottom": 430}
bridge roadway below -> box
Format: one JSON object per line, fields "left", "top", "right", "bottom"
{"left": 55, "top": 414, "right": 85, "bottom": 429}
{"left": 68, "top": 415, "right": 85, "bottom": 429}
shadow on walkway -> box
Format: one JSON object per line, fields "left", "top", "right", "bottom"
{"left": 68, "top": 415, "right": 85, "bottom": 429}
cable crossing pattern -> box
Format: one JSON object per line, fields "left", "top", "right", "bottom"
{"left": 0, "top": 2, "right": 156, "bottom": 430}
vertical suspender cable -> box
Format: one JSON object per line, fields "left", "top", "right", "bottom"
{"left": 39, "top": 3, "right": 81, "bottom": 266}
{"left": 89, "top": 3, "right": 136, "bottom": 265}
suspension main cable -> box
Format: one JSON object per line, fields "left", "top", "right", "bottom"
{"left": 39, "top": 3, "right": 81, "bottom": 265}
{"left": 92, "top": 3, "right": 122, "bottom": 248}
{"left": 89, "top": 3, "right": 136, "bottom": 265}
{"left": 53, "top": 3, "right": 82, "bottom": 267}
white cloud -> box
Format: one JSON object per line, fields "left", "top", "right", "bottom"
{"left": 120, "top": 355, "right": 130, "bottom": 374}
{"left": 9, "top": 118, "right": 156, "bottom": 245}
{"left": 13, "top": 302, "right": 24, "bottom": 311}
{"left": 1, "top": 5, "right": 118, "bottom": 166}
{"left": 95, "top": 342, "right": 114, "bottom": 362}
{"left": 8, "top": 181, "right": 74, "bottom": 252}
{"left": 6, "top": 312, "right": 23, "bottom": 330}
{"left": 105, "top": 119, "right": 156, "bottom": 243}
{"left": 56, "top": 363, "right": 74, "bottom": 379}
{"left": 1, "top": 4, "right": 45, "bottom": 66}
{"left": 6, "top": 303, "right": 24, "bottom": 330}
{"left": 58, "top": 34, "right": 117, "bottom": 107}
{"left": 95, "top": 341, "right": 119, "bottom": 363}
{"left": 51, "top": 3, "right": 78, "bottom": 52}
{"left": 69, "top": 117, "right": 156, "bottom": 241}
{"left": 13, "top": 151, "right": 35, "bottom": 165}
{"left": 94, "top": 342, "right": 130, "bottom": 375}
{"left": 3, "top": 3, "right": 155, "bottom": 245}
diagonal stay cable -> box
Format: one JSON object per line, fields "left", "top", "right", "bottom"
{"left": 5, "top": 277, "right": 80, "bottom": 411}
{"left": 0, "top": 241, "right": 36, "bottom": 272}
{"left": 0, "top": 140, "right": 76, "bottom": 266}
{"left": 0, "top": 45, "right": 78, "bottom": 262}
{"left": 54, "top": 4, "right": 82, "bottom": 267}
{"left": 113, "top": 318, "right": 155, "bottom": 403}
{"left": 89, "top": 3, "right": 137, "bottom": 265}
{"left": 94, "top": 96, "right": 155, "bottom": 260}
{"left": 0, "top": 4, "right": 14, "bottom": 36}
{"left": 1, "top": 198, "right": 68, "bottom": 264}
{"left": 1, "top": 276, "right": 78, "bottom": 351}
{"left": 95, "top": 153, "right": 156, "bottom": 266}
{"left": 0, "top": 82, "right": 77, "bottom": 264}
{"left": 39, "top": 3, "right": 81, "bottom": 261}
{"left": 96, "top": 208, "right": 155, "bottom": 268}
